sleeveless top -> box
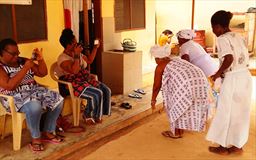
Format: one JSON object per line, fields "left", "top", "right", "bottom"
{"left": 56, "top": 53, "right": 88, "bottom": 77}
{"left": 0, "top": 60, "right": 63, "bottom": 112}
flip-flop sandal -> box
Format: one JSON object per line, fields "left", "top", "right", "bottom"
{"left": 134, "top": 89, "right": 146, "bottom": 95}
{"left": 161, "top": 131, "right": 182, "bottom": 139}
{"left": 128, "top": 93, "right": 142, "bottom": 99}
{"left": 94, "top": 118, "right": 103, "bottom": 123}
{"left": 28, "top": 142, "right": 44, "bottom": 153}
{"left": 56, "top": 133, "right": 65, "bottom": 138}
{"left": 83, "top": 115, "right": 96, "bottom": 125}
{"left": 120, "top": 103, "right": 132, "bottom": 109}
{"left": 41, "top": 135, "right": 64, "bottom": 144}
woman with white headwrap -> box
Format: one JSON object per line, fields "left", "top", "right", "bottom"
{"left": 150, "top": 34, "right": 210, "bottom": 138}
{"left": 177, "top": 29, "right": 218, "bottom": 77}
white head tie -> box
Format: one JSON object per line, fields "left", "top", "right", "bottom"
{"left": 176, "top": 29, "right": 196, "bottom": 40}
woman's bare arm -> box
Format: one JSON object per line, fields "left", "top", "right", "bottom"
{"left": 0, "top": 60, "right": 34, "bottom": 90}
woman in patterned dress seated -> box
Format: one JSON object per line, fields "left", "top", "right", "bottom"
{"left": 0, "top": 38, "right": 64, "bottom": 151}
{"left": 150, "top": 35, "right": 210, "bottom": 138}
{"left": 56, "top": 28, "right": 111, "bottom": 125}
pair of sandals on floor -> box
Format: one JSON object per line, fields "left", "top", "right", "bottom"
{"left": 29, "top": 133, "right": 64, "bottom": 152}
{"left": 128, "top": 89, "right": 146, "bottom": 99}
{"left": 120, "top": 102, "right": 132, "bottom": 109}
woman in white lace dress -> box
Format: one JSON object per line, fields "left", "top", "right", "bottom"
{"left": 206, "top": 10, "right": 252, "bottom": 155}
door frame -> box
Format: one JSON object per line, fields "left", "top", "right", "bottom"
{"left": 83, "top": 0, "right": 103, "bottom": 80}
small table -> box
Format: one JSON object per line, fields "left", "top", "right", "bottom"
{"left": 102, "top": 50, "right": 142, "bottom": 94}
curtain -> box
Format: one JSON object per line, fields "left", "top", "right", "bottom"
{"left": 63, "top": 0, "right": 83, "bottom": 39}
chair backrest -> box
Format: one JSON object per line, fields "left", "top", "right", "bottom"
{"left": 50, "top": 62, "right": 59, "bottom": 81}
{"left": 50, "top": 62, "right": 82, "bottom": 126}
{"left": 50, "top": 62, "right": 76, "bottom": 99}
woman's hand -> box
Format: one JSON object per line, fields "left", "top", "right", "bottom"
{"left": 210, "top": 72, "right": 221, "bottom": 81}
{"left": 94, "top": 39, "right": 100, "bottom": 49}
{"left": 151, "top": 100, "right": 156, "bottom": 111}
{"left": 32, "top": 48, "right": 43, "bottom": 61}
{"left": 23, "top": 59, "right": 35, "bottom": 69}
{"left": 73, "top": 44, "right": 83, "bottom": 58}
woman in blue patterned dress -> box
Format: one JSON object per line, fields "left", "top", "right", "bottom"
{"left": 0, "top": 38, "right": 64, "bottom": 151}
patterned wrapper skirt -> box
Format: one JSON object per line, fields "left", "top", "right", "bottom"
{"left": 162, "top": 58, "right": 209, "bottom": 135}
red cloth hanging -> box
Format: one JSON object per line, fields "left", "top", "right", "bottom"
{"left": 64, "top": 9, "right": 71, "bottom": 28}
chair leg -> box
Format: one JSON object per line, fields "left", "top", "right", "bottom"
{"left": 12, "top": 114, "right": 24, "bottom": 151}
{"left": 0, "top": 115, "right": 7, "bottom": 139}
{"left": 72, "top": 98, "right": 78, "bottom": 126}
{"left": 75, "top": 99, "right": 81, "bottom": 126}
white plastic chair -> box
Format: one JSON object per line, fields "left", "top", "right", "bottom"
{"left": 0, "top": 94, "right": 26, "bottom": 151}
{"left": 50, "top": 62, "right": 82, "bottom": 126}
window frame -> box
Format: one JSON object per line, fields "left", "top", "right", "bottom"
{"left": 114, "top": 0, "right": 146, "bottom": 32}
{"left": 0, "top": 0, "right": 47, "bottom": 43}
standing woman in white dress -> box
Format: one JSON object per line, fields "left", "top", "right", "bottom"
{"left": 206, "top": 10, "right": 252, "bottom": 155}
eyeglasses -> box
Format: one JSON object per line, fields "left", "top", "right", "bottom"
{"left": 4, "top": 49, "right": 20, "bottom": 57}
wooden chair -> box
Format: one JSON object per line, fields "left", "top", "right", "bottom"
{"left": 50, "top": 62, "right": 82, "bottom": 126}
{"left": 0, "top": 94, "right": 26, "bottom": 151}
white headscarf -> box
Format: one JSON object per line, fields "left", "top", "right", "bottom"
{"left": 176, "top": 29, "right": 196, "bottom": 40}
{"left": 150, "top": 44, "right": 171, "bottom": 58}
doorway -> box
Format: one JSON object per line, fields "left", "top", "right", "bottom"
{"left": 81, "top": 0, "right": 103, "bottom": 80}
{"left": 63, "top": 0, "right": 103, "bottom": 80}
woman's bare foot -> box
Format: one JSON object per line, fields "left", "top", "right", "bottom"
{"left": 176, "top": 129, "right": 184, "bottom": 136}
{"left": 30, "top": 138, "right": 44, "bottom": 151}
{"left": 161, "top": 131, "right": 182, "bottom": 139}
{"left": 41, "top": 132, "right": 64, "bottom": 144}
{"left": 95, "top": 118, "right": 103, "bottom": 123}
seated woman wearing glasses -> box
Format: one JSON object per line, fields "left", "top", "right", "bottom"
{"left": 0, "top": 38, "right": 64, "bottom": 151}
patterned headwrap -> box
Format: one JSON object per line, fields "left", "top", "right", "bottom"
{"left": 176, "top": 29, "right": 196, "bottom": 40}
